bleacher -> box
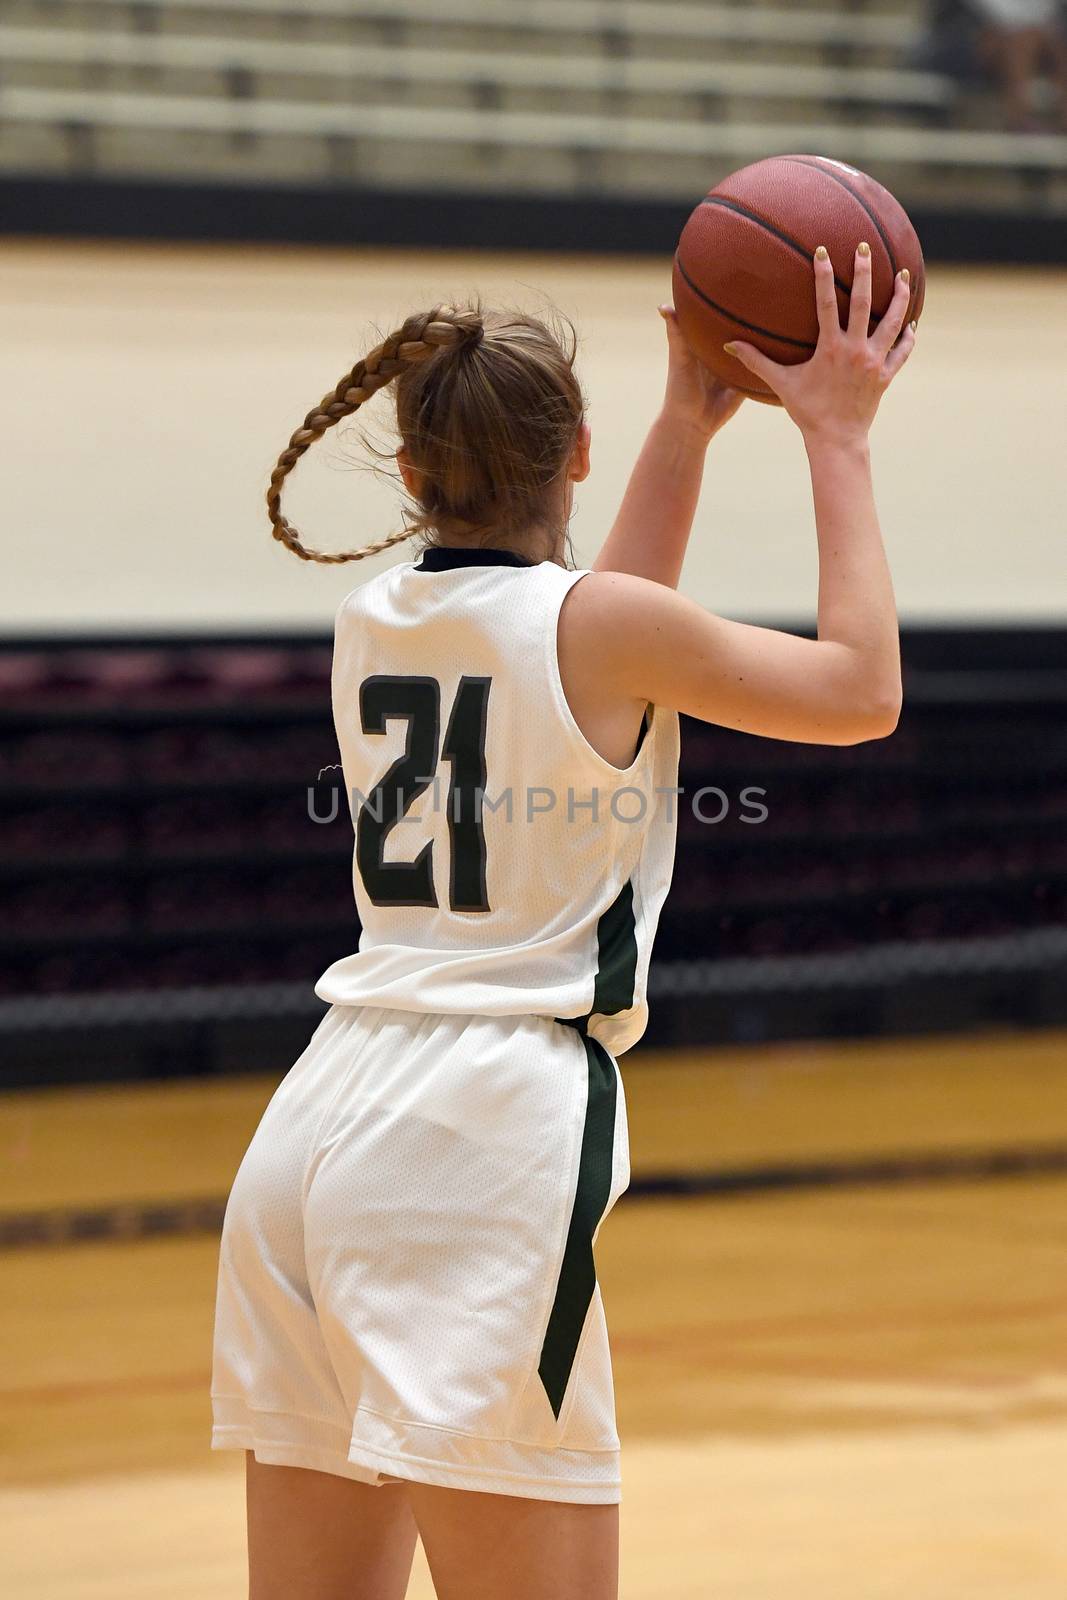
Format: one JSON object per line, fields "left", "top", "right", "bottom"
{"left": 3, "top": 628, "right": 1066, "bottom": 1086}
{"left": 2, "top": 0, "right": 1066, "bottom": 218}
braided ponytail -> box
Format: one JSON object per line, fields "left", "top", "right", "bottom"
{"left": 266, "top": 304, "right": 485, "bottom": 564}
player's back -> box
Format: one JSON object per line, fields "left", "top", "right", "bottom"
{"left": 316, "top": 546, "right": 680, "bottom": 1055}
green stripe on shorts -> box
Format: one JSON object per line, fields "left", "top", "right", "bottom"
{"left": 538, "top": 1030, "right": 618, "bottom": 1420}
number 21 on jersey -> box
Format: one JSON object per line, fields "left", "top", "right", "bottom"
{"left": 356, "top": 674, "right": 491, "bottom": 913}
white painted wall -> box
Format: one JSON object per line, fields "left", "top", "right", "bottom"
{"left": 2, "top": 240, "right": 1064, "bottom": 634}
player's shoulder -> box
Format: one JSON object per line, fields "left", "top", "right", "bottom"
{"left": 561, "top": 567, "right": 680, "bottom": 637}
{"left": 559, "top": 570, "right": 699, "bottom": 699}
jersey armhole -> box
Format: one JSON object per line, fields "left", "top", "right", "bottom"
{"left": 547, "top": 567, "right": 656, "bottom": 781}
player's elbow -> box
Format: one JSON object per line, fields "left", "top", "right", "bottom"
{"left": 867, "top": 680, "right": 903, "bottom": 738}
{"left": 834, "top": 685, "right": 902, "bottom": 745}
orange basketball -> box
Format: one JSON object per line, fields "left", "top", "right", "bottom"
{"left": 672, "top": 154, "right": 926, "bottom": 405}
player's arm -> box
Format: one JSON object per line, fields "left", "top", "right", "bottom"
{"left": 591, "top": 307, "right": 744, "bottom": 589}
{"left": 567, "top": 247, "right": 917, "bottom": 745}
{"left": 567, "top": 560, "right": 899, "bottom": 746}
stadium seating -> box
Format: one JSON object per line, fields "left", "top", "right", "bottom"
{"left": 2, "top": 0, "right": 1065, "bottom": 214}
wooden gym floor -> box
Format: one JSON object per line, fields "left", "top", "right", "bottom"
{"left": 2, "top": 1029, "right": 1067, "bottom": 1597}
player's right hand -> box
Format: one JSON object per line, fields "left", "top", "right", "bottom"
{"left": 659, "top": 302, "right": 745, "bottom": 442}
{"left": 723, "top": 244, "right": 916, "bottom": 446}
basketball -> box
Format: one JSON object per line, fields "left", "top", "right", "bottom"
{"left": 672, "top": 154, "right": 926, "bottom": 404}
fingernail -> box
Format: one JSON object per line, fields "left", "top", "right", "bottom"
{"left": 909, "top": 320, "right": 917, "bottom": 333}
{"left": 858, "top": 242, "right": 871, "bottom": 257}
{"left": 815, "top": 245, "right": 829, "bottom": 261}
{"left": 900, "top": 268, "right": 911, "bottom": 284}
{"left": 723, "top": 342, "right": 740, "bottom": 355}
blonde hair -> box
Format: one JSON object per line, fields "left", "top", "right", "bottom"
{"left": 267, "top": 302, "right": 585, "bottom": 564}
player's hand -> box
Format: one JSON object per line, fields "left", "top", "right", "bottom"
{"left": 723, "top": 245, "right": 916, "bottom": 446}
{"left": 659, "top": 303, "right": 745, "bottom": 442}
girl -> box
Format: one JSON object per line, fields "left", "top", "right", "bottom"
{"left": 211, "top": 245, "right": 915, "bottom": 1600}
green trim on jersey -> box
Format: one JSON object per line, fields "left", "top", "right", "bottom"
{"left": 537, "top": 1029, "right": 618, "bottom": 1419}
{"left": 591, "top": 878, "right": 638, "bottom": 1021}
{"left": 415, "top": 545, "right": 532, "bottom": 571}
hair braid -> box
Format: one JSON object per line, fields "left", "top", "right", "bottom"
{"left": 266, "top": 304, "right": 484, "bottom": 564}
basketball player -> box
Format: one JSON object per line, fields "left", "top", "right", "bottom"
{"left": 211, "top": 245, "right": 915, "bottom": 1600}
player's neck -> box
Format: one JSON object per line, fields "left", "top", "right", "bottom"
{"left": 425, "top": 522, "right": 567, "bottom": 567}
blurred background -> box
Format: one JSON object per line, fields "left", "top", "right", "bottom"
{"left": 2, "top": 1, "right": 1067, "bottom": 1596}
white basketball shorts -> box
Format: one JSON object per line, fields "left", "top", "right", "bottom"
{"left": 210, "top": 1003, "right": 630, "bottom": 1504}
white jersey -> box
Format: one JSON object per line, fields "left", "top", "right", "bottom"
{"left": 315, "top": 546, "right": 680, "bottom": 1055}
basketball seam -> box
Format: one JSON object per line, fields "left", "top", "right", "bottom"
{"left": 674, "top": 254, "right": 816, "bottom": 352}
{"left": 698, "top": 196, "right": 851, "bottom": 297}
{"left": 782, "top": 156, "right": 900, "bottom": 279}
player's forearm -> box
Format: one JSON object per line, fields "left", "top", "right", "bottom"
{"left": 593, "top": 413, "right": 710, "bottom": 588}
{"left": 807, "top": 433, "right": 902, "bottom": 719}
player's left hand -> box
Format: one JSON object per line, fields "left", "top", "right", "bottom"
{"left": 659, "top": 303, "right": 745, "bottom": 441}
